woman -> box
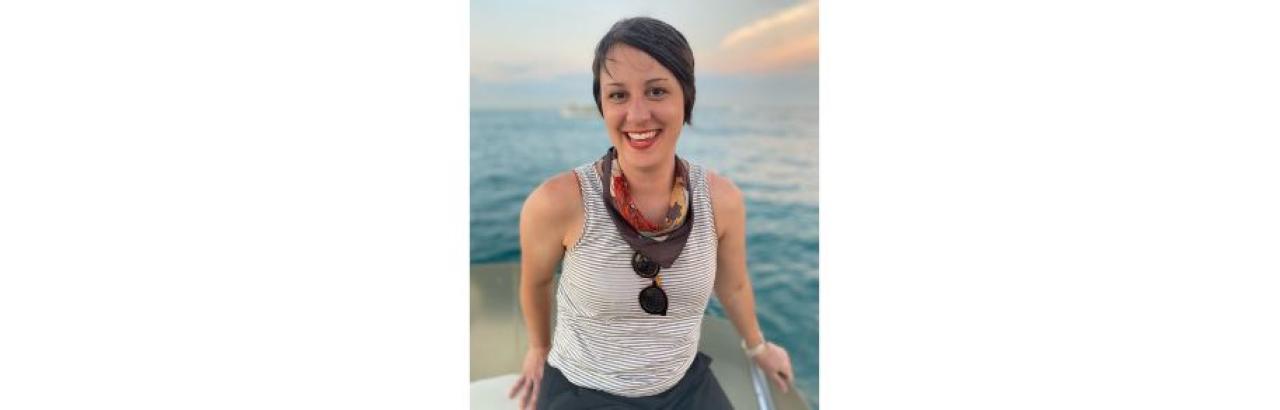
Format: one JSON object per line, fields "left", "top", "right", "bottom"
{"left": 507, "top": 17, "right": 794, "bottom": 410}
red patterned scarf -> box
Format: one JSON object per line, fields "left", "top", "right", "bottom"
{"left": 596, "top": 148, "right": 693, "bottom": 268}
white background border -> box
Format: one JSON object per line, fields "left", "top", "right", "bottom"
{"left": 2, "top": 0, "right": 1278, "bottom": 408}
{"left": 832, "top": 0, "right": 1279, "bottom": 408}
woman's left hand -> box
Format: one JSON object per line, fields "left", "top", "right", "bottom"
{"left": 752, "top": 342, "right": 795, "bottom": 394}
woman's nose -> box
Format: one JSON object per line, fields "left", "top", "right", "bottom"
{"left": 625, "top": 98, "right": 651, "bottom": 123}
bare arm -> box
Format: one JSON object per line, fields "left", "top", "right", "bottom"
{"left": 517, "top": 172, "right": 579, "bottom": 349}
{"left": 709, "top": 172, "right": 765, "bottom": 348}
{"left": 509, "top": 172, "right": 580, "bottom": 410}
{"left": 709, "top": 170, "right": 795, "bottom": 392}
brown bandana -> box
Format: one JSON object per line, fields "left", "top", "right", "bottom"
{"left": 596, "top": 148, "right": 693, "bottom": 268}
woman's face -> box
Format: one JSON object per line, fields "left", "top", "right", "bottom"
{"left": 599, "top": 43, "right": 685, "bottom": 172}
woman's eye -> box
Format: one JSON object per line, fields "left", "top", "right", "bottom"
{"left": 608, "top": 92, "right": 626, "bottom": 102}
{"left": 647, "top": 88, "right": 668, "bottom": 98}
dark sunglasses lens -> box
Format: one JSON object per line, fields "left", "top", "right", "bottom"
{"left": 631, "top": 252, "right": 660, "bottom": 278}
{"left": 639, "top": 284, "right": 668, "bottom": 316}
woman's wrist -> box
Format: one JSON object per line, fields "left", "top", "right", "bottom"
{"left": 741, "top": 337, "right": 768, "bottom": 358}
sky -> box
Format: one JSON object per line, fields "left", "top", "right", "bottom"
{"left": 471, "top": 0, "right": 818, "bottom": 109}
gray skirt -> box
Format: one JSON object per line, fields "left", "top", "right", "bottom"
{"left": 536, "top": 352, "right": 734, "bottom": 410}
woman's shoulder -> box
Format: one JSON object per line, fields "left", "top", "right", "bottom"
{"left": 704, "top": 169, "right": 743, "bottom": 207}
{"left": 522, "top": 170, "right": 583, "bottom": 223}
{"left": 703, "top": 168, "right": 745, "bottom": 236}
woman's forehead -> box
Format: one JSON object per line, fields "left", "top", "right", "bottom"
{"left": 602, "top": 44, "right": 671, "bottom": 79}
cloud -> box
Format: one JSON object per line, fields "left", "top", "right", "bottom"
{"left": 720, "top": 0, "right": 818, "bottom": 49}
{"left": 710, "top": 0, "right": 818, "bottom": 74}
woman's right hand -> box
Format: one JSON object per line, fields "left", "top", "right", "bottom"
{"left": 507, "top": 346, "right": 550, "bottom": 410}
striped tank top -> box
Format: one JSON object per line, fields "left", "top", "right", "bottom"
{"left": 546, "top": 160, "right": 719, "bottom": 397}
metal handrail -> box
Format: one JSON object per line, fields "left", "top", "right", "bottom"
{"left": 747, "top": 356, "right": 776, "bottom": 410}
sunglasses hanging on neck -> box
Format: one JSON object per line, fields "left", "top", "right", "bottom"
{"left": 632, "top": 251, "right": 668, "bottom": 315}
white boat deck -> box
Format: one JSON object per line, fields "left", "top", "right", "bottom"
{"left": 471, "top": 263, "right": 810, "bottom": 409}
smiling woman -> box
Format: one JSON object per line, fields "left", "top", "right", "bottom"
{"left": 599, "top": 44, "right": 686, "bottom": 173}
{"left": 495, "top": 17, "right": 799, "bottom": 410}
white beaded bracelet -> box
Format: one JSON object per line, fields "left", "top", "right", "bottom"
{"left": 741, "top": 339, "right": 768, "bottom": 358}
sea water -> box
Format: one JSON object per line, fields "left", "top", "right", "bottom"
{"left": 471, "top": 105, "right": 819, "bottom": 407}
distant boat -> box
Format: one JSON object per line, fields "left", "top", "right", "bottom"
{"left": 559, "top": 103, "right": 600, "bottom": 119}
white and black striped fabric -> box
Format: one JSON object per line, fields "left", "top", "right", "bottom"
{"left": 546, "top": 160, "right": 719, "bottom": 398}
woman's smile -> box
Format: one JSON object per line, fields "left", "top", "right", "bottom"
{"left": 624, "top": 129, "right": 661, "bottom": 150}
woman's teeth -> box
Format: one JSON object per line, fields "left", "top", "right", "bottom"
{"left": 626, "top": 130, "right": 658, "bottom": 140}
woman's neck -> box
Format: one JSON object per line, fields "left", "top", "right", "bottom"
{"left": 618, "top": 155, "right": 676, "bottom": 201}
